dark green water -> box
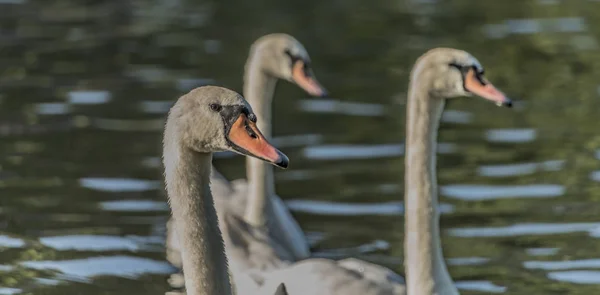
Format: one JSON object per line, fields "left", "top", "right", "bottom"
{"left": 2, "top": 0, "right": 600, "bottom": 294}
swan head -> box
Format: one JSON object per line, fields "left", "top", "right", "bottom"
{"left": 166, "top": 86, "right": 289, "bottom": 168}
{"left": 250, "top": 33, "right": 328, "bottom": 97}
{"left": 411, "top": 47, "right": 512, "bottom": 107}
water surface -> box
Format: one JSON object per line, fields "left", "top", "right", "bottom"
{"left": 1, "top": 0, "right": 600, "bottom": 294}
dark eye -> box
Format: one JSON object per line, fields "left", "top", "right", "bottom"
{"left": 209, "top": 103, "right": 222, "bottom": 112}
{"left": 303, "top": 62, "right": 312, "bottom": 76}
{"left": 449, "top": 63, "right": 469, "bottom": 74}
{"left": 284, "top": 49, "right": 301, "bottom": 66}
{"left": 471, "top": 66, "right": 487, "bottom": 85}
{"left": 284, "top": 49, "right": 293, "bottom": 58}
{"left": 248, "top": 113, "right": 257, "bottom": 123}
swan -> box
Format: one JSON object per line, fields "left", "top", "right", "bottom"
{"left": 162, "top": 85, "right": 293, "bottom": 295}
{"left": 167, "top": 33, "right": 327, "bottom": 273}
{"left": 255, "top": 48, "right": 513, "bottom": 295}
{"left": 215, "top": 33, "right": 327, "bottom": 260}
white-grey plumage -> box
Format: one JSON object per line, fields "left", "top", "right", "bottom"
{"left": 167, "top": 33, "right": 328, "bottom": 275}
{"left": 162, "top": 85, "right": 292, "bottom": 295}
{"left": 250, "top": 48, "right": 513, "bottom": 295}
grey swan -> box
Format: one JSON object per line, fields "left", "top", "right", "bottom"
{"left": 253, "top": 48, "right": 513, "bottom": 295}
{"left": 162, "top": 85, "right": 293, "bottom": 295}
{"left": 167, "top": 33, "right": 328, "bottom": 275}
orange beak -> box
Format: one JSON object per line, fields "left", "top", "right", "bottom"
{"left": 292, "top": 61, "right": 328, "bottom": 97}
{"left": 464, "top": 68, "right": 512, "bottom": 107}
{"left": 227, "top": 114, "right": 289, "bottom": 168}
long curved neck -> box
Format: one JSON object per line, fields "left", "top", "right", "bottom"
{"left": 243, "top": 48, "right": 278, "bottom": 227}
{"left": 163, "top": 135, "right": 233, "bottom": 295}
{"left": 404, "top": 75, "right": 457, "bottom": 295}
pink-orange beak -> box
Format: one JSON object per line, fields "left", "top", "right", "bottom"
{"left": 464, "top": 68, "right": 512, "bottom": 107}
{"left": 227, "top": 113, "right": 289, "bottom": 168}
{"left": 292, "top": 61, "right": 328, "bottom": 97}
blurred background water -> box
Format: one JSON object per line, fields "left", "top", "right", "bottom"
{"left": 1, "top": 0, "right": 600, "bottom": 294}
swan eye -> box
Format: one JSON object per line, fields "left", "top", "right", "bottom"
{"left": 303, "top": 62, "right": 312, "bottom": 77}
{"left": 284, "top": 49, "right": 301, "bottom": 67}
{"left": 449, "top": 63, "right": 469, "bottom": 74}
{"left": 209, "top": 103, "right": 222, "bottom": 112}
{"left": 248, "top": 113, "right": 257, "bottom": 123}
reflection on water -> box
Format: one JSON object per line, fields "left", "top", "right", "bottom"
{"left": 0, "top": 288, "right": 21, "bottom": 295}
{"left": 454, "top": 281, "right": 507, "bottom": 293}
{"left": 449, "top": 223, "right": 600, "bottom": 238}
{"left": 548, "top": 271, "right": 600, "bottom": 284}
{"left": 484, "top": 128, "right": 537, "bottom": 143}
{"left": 99, "top": 200, "right": 169, "bottom": 212}
{"left": 39, "top": 235, "right": 154, "bottom": 252}
{"left": 441, "top": 110, "right": 473, "bottom": 124}
{"left": 286, "top": 200, "right": 455, "bottom": 216}
{"left": 526, "top": 247, "right": 560, "bottom": 256}
{"left": 21, "top": 256, "right": 176, "bottom": 280}
{"left": 0, "top": 236, "right": 25, "bottom": 248}
{"left": 441, "top": 184, "right": 564, "bottom": 200}
{"left": 1, "top": 0, "right": 600, "bottom": 294}
{"left": 67, "top": 91, "right": 111, "bottom": 105}
{"left": 524, "top": 259, "right": 600, "bottom": 270}
{"left": 302, "top": 142, "right": 456, "bottom": 160}
{"left": 35, "top": 103, "right": 70, "bottom": 115}
{"left": 477, "top": 160, "right": 564, "bottom": 177}
{"left": 80, "top": 178, "right": 161, "bottom": 192}
{"left": 298, "top": 99, "right": 385, "bottom": 116}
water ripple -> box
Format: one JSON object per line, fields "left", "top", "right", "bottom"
{"left": 0, "top": 265, "right": 14, "bottom": 272}
{"left": 526, "top": 247, "right": 560, "bottom": 256}
{"left": 441, "top": 110, "right": 473, "bottom": 124}
{"left": 139, "top": 100, "right": 174, "bottom": 114}
{"left": 90, "top": 118, "right": 165, "bottom": 132}
{"left": 548, "top": 271, "right": 600, "bottom": 284}
{"left": 302, "top": 142, "right": 456, "bottom": 160}
{"left": 79, "top": 178, "right": 160, "bottom": 192}
{"left": 441, "top": 184, "right": 564, "bottom": 200}
{"left": 448, "top": 257, "right": 490, "bottom": 266}
{"left": 39, "top": 235, "right": 148, "bottom": 252}
{"left": 21, "top": 256, "right": 176, "bottom": 280}
{"left": 298, "top": 99, "right": 384, "bottom": 116}
{"left": 35, "top": 103, "right": 70, "bottom": 115}
{"left": 99, "top": 200, "right": 168, "bottom": 212}
{"left": 477, "top": 160, "right": 564, "bottom": 177}
{"left": 449, "top": 222, "right": 600, "bottom": 238}
{"left": 0, "top": 235, "right": 25, "bottom": 248}
{"left": 0, "top": 288, "right": 21, "bottom": 295}
{"left": 286, "top": 200, "right": 454, "bottom": 216}
{"left": 455, "top": 281, "right": 507, "bottom": 293}
{"left": 485, "top": 128, "right": 536, "bottom": 143}
{"left": 67, "top": 91, "right": 111, "bottom": 105}
{"left": 525, "top": 259, "right": 600, "bottom": 270}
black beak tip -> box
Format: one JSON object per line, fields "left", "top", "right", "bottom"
{"left": 503, "top": 99, "right": 513, "bottom": 108}
{"left": 275, "top": 152, "right": 289, "bottom": 169}
{"left": 319, "top": 89, "right": 329, "bottom": 98}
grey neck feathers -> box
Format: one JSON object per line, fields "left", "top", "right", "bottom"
{"left": 404, "top": 74, "right": 458, "bottom": 295}
{"left": 243, "top": 48, "right": 278, "bottom": 227}
{"left": 163, "top": 127, "right": 233, "bottom": 295}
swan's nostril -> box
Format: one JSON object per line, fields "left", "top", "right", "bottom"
{"left": 245, "top": 124, "right": 258, "bottom": 139}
